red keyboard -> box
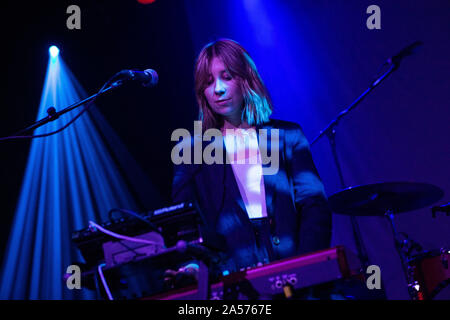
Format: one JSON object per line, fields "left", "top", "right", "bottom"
{"left": 145, "top": 245, "right": 362, "bottom": 300}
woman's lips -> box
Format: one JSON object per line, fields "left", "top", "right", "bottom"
{"left": 215, "top": 98, "right": 231, "bottom": 105}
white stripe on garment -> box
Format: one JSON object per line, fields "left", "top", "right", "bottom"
{"left": 223, "top": 128, "right": 268, "bottom": 219}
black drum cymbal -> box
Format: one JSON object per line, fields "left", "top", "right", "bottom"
{"left": 329, "top": 182, "right": 444, "bottom": 216}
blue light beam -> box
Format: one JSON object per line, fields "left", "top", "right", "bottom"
{"left": 0, "top": 54, "right": 138, "bottom": 299}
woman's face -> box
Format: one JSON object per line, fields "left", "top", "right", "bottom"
{"left": 204, "top": 56, "right": 244, "bottom": 124}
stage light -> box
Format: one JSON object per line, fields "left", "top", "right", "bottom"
{"left": 49, "top": 45, "right": 59, "bottom": 58}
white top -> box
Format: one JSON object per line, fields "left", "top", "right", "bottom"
{"left": 223, "top": 128, "right": 268, "bottom": 219}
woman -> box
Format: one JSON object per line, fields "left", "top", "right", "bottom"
{"left": 171, "top": 39, "right": 332, "bottom": 279}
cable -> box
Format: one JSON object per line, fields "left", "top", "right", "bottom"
{"left": 88, "top": 220, "right": 162, "bottom": 246}
{"left": 97, "top": 263, "right": 114, "bottom": 300}
{"left": 108, "top": 208, "right": 160, "bottom": 234}
{"left": 0, "top": 75, "right": 122, "bottom": 141}
{"left": 0, "top": 100, "right": 94, "bottom": 141}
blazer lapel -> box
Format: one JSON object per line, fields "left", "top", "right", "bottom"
{"left": 203, "top": 138, "right": 248, "bottom": 218}
{"left": 225, "top": 160, "right": 248, "bottom": 217}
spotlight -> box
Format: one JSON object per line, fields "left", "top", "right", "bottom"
{"left": 49, "top": 46, "right": 59, "bottom": 58}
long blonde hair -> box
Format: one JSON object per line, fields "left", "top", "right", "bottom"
{"left": 194, "top": 39, "right": 273, "bottom": 130}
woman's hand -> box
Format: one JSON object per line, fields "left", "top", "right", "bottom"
{"left": 163, "top": 264, "right": 199, "bottom": 289}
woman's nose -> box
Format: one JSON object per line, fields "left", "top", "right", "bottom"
{"left": 214, "top": 79, "right": 226, "bottom": 95}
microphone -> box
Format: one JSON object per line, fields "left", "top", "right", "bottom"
{"left": 115, "top": 69, "right": 159, "bottom": 87}
{"left": 388, "top": 41, "right": 423, "bottom": 67}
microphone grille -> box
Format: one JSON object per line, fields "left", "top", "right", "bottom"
{"left": 143, "top": 69, "right": 159, "bottom": 87}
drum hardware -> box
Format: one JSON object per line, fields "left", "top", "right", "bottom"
{"left": 329, "top": 181, "right": 445, "bottom": 300}
{"left": 395, "top": 232, "right": 427, "bottom": 298}
{"left": 385, "top": 209, "right": 423, "bottom": 300}
{"left": 399, "top": 232, "right": 423, "bottom": 255}
{"left": 432, "top": 202, "right": 450, "bottom": 218}
{"left": 407, "top": 248, "right": 450, "bottom": 299}
{"left": 440, "top": 248, "right": 449, "bottom": 270}
{"left": 310, "top": 43, "right": 423, "bottom": 274}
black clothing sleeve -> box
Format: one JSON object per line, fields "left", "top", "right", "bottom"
{"left": 287, "top": 123, "right": 332, "bottom": 254}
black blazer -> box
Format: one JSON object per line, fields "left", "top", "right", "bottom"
{"left": 171, "top": 119, "right": 332, "bottom": 272}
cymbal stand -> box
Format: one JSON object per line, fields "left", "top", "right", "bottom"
{"left": 311, "top": 62, "right": 397, "bottom": 272}
{"left": 385, "top": 209, "right": 421, "bottom": 300}
{"left": 312, "top": 42, "right": 423, "bottom": 298}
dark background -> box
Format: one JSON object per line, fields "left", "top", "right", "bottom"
{"left": 1, "top": 0, "right": 449, "bottom": 299}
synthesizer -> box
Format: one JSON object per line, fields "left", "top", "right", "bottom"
{"left": 145, "top": 245, "right": 362, "bottom": 300}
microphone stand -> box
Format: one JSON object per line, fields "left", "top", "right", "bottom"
{"left": 310, "top": 62, "right": 397, "bottom": 272}
{"left": 8, "top": 80, "right": 124, "bottom": 138}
